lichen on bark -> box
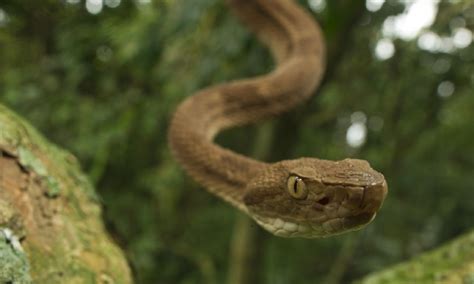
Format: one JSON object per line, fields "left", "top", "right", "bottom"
{"left": 0, "top": 103, "right": 132, "bottom": 283}
{"left": 0, "top": 228, "right": 31, "bottom": 283}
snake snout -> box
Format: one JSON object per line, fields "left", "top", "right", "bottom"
{"left": 359, "top": 181, "right": 388, "bottom": 214}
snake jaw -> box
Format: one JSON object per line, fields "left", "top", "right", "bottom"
{"left": 251, "top": 215, "right": 324, "bottom": 238}
{"left": 251, "top": 213, "right": 377, "bottom": 238}
{"left": 251, "top": 211, "right": 379, "bottom": 238}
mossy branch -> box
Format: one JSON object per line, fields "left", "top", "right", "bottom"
{"left": 358, "top": 230, "right": 474, "bottom": 284}
{"left": 0, "top": 104, "right": 132, "bottom": 283}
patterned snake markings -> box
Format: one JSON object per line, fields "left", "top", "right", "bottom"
{"left": 169, "top": 0, "right": 387, "bottom": 238}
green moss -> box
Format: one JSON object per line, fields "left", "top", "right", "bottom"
{"left": 0, "top": 104, "right": 97, "bottom": 200}
{"left": 17, "top": 147, "right": 61, "bottom": 198}
{"left": 358, "top": 231, "right": 474, "bottom": 283}
{"left": 18, "top": 147, "right": 48, "bottom": 176}
{"left": 464, "top": 273, "right": 474, "bottom": 284}
{"left": 0, "top": 229, "right": 31, "bottom": 284}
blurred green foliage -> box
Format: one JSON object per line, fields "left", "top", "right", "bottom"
{"left": 0, "top": 0, "right": 473, "bottom": 283}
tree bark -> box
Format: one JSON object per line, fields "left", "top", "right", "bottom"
{"left": 357, "top": 230, "right": 474, "bottom": 283}
{"left": 0, "top": 104, "right": 132, "bottom": 283}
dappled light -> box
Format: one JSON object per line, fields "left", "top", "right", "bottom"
{"left": 346, "top": 111, "right": 368, "bottom": 148}
{"left": 366, "top": 0, "right": 384, "bottom": 13}
{"left": 67, "top": 0, "right": 123, "bottom": 14}
{"left": 382, "top": 0, "right": 438, "bottom": 41}
{"left": 86, "top": 0, "right": 103, "bottom": 14}
{"left": 437, "top": 81, "right": 455, "bottom": 98}
{"left": 374, "top": 38, "right": 395, "bottom": 60}
{"left": 308, "top": 0, "right": 326, "bottom": 13}
{"left": 453, "top": 28, "right": 473, "bottom": 48}
{"left": 346, "top": 122, "right": 367, "bottom": 148}
{"left": 0, "top": 8, "right": 8, "bottom": 27}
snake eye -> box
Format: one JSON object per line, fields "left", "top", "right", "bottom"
{"left": 287, "top": 175, "right": 308, "bottom": 199}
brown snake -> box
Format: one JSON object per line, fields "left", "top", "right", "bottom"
{"left": 168, "top": 0, "right": 388, "bottom": 238}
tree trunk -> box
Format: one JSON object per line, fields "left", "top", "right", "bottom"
{"left": 227, "top": 122, "right": 273, "bottom": 284}
{"left": 0, "top": 103, "right": 132, "bottom": 283}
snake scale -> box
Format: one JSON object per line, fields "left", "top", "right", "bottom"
{"left": 168, "top": 0, "right": 388, "bottom": 238}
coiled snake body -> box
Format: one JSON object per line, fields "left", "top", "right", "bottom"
{"left": 169, "top": 0, "right": 387, "bottom": 238}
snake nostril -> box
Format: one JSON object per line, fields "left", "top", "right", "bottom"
{"left": 318, "top": 197, "right": 330, "bottom": 205}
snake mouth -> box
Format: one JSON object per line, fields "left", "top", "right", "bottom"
{"left": 251, "top": 213, "right": 377, "bottom": 238}
{"left": 344, "top": 213, "right": 376, "bottom": 228}
{"left": 356, "top": 181, "right": 388, "bottom": 214}
{"left": 320, "top": 213, "right": 377, "bottom": 235}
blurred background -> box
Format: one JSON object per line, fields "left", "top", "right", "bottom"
{"left": 0, "top": 0, "right": 473, "bottom": 283}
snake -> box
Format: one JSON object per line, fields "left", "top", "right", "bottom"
{"left": 168, "top": 0, "right": 388, "bottom": 238}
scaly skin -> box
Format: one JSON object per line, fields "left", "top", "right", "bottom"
{"left": 168, "top": 0, "right": 387, "bottom": 238}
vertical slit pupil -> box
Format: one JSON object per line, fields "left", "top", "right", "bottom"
{"left": 293, "top": 177, "right": 300, "bottom": 193}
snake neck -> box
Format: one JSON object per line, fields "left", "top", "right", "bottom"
{"left": 168, "top": 0, "right": 325, "bottom": 212}
{"left": 169, "top": 97, "right": 267, "bottom": 210}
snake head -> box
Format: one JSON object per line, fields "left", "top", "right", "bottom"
{"left": 243, "top": 158, "right": 387, "bottom": 238}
